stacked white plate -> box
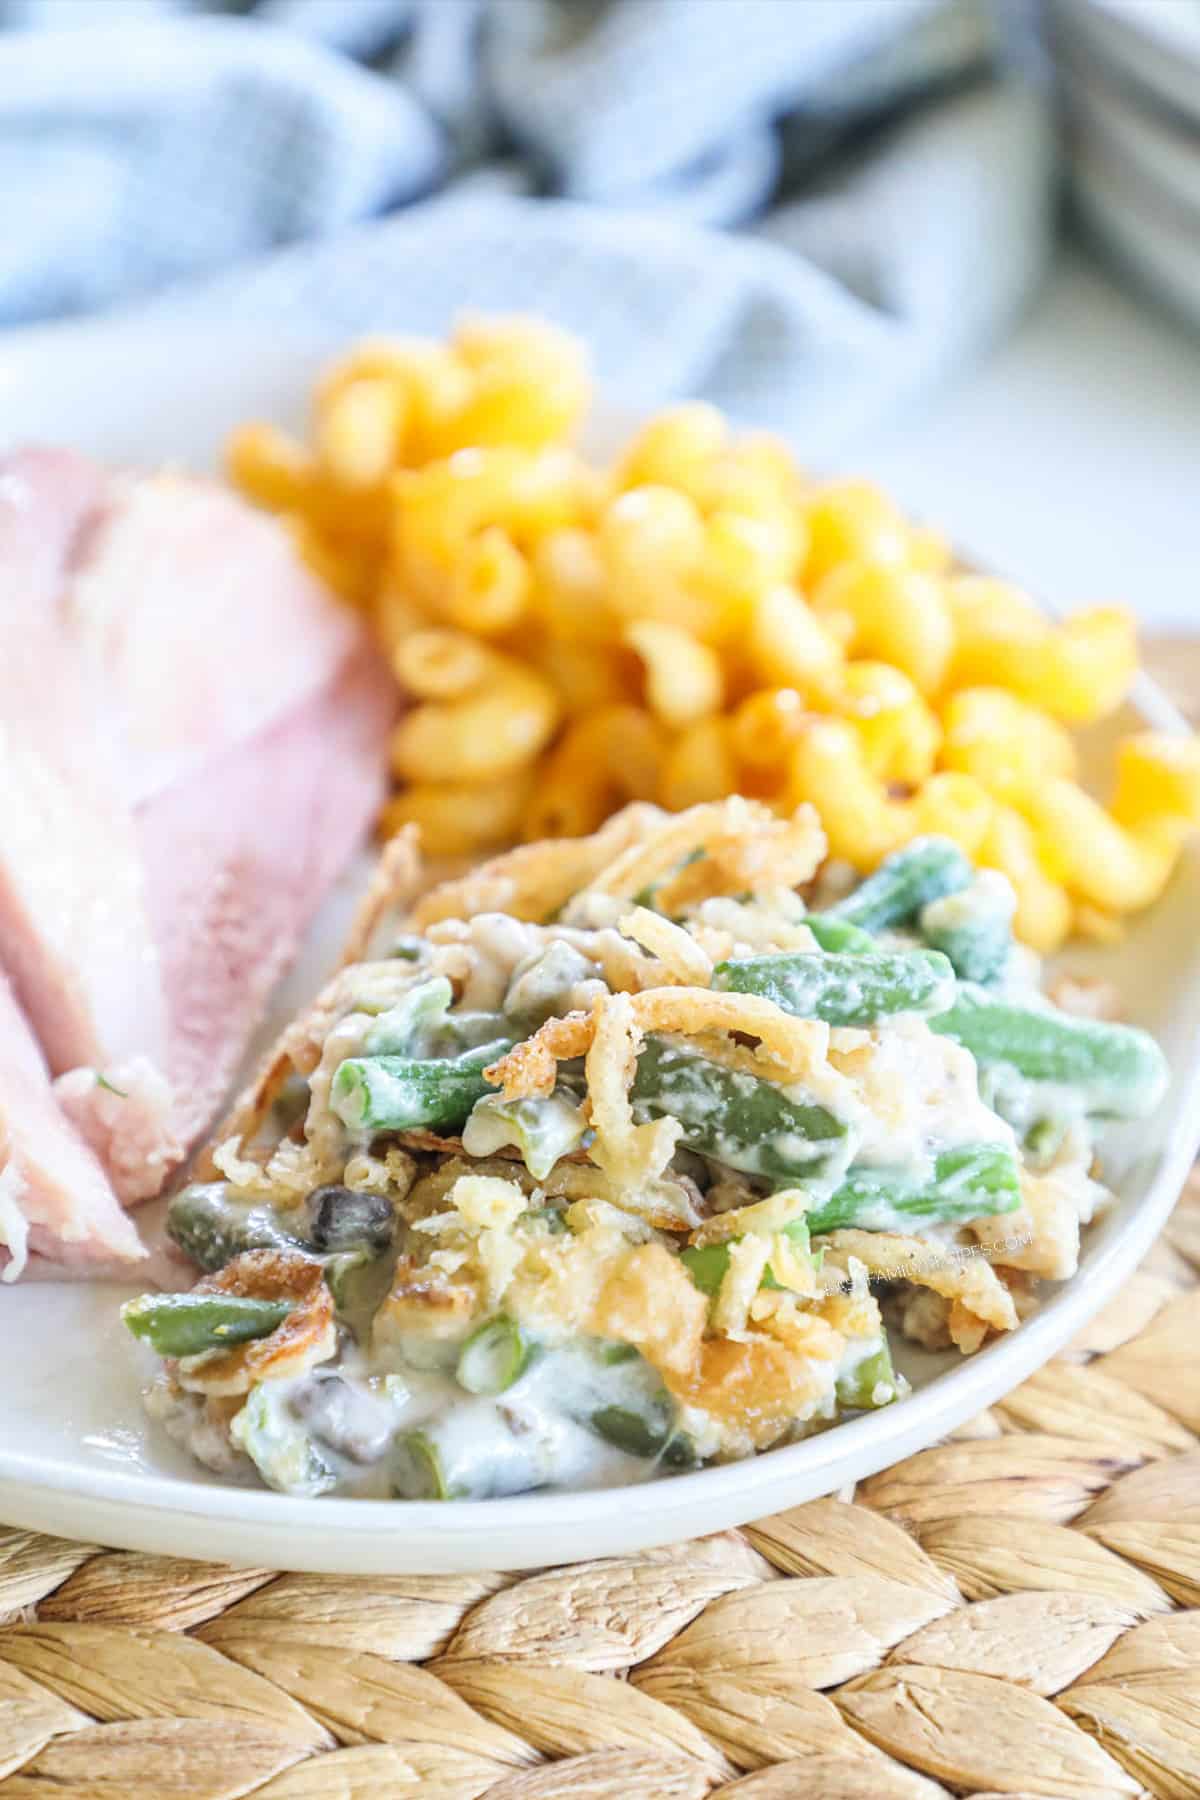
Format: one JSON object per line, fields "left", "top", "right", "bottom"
{"left": 1054, "top": 0, "right": 1200, "bottom": 326}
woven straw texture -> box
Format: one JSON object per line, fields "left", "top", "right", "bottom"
{"left": 1, "top": 640, "right": 1196, "bottom": 1800}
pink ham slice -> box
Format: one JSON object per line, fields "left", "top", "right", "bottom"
{"left": 0, "top": 449, "right": 168, "bottom": 1078}
{"left": 0, "top": 977, "right": 144, "bottom": 1281}
{"left": 0, "top": 449, "right": 395, "bottom": 1258}
{"left": 66, "top": 471, "right": 370, "bottom": 809}
{"left": 135, "top": 643, "right": 392, "bottom": 1155}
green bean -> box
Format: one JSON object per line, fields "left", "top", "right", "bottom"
{"left": 682, "top": 1146, "right": 1017, "bottom": 1301}
{"left": 365, "top": 976, "right": 454, "bottom": 1055}
{"left": 681, "top": 1215, "right": 812, "bottom": 1298}
{"left": 589, "top": 1404, "right": 674, "bottom": 1459}
{"left": 569, "top": 1347, "right": 679, "bottom": 1459}
{"left": 931, "top": 986, "right": 1168, "bottom": 1118}
{"left": 630, "top": 1035, "right": 847, "bottom": 1180}
{"left": 805, "top": 1144, "right": 1021, "bottom": 1234}
{"left": 826, "top": 837, "right": 973, "bottom": 933}
{"left": 504, "top": 940, "right": 597, "bottom": 1026}
{"left": 456, "top": 1317, "right": 530, "bottom": 1395}
{"left": 121, "top": 1292, "right": 293, "bottom": 1358}
{"left": 918, "top": 873, "right": 1014, "bottom": 985}
{"left": 431, "top": 1010, "right": 515, "bottom": 1054}
{"left": 230, "top": 1384, "right": 336, "bottom": 1497}
{"left": 393, "top": 1431, "right": 452, "bottom": 1499}
{"left": 331, "top": 1039, "right": 512, "bottom": 1134}
{"left": 166, "top": 1182, "right": 309, "bottom": 1271}
{"left": 461, "top": 1089, "right": 588, "bottom": 1179}
{"left": 713, "top": 947, "right": 955, "bottom": 1025}
{"left": 323, "top": 1249, "right": 372, "bottom": 1311}
{"left": 391, "top": 1404, "right": 556, "bottom": 1500}
{"left": 1024, "top": 1114, "right": 1070, "bottom": 1167}
{"left": 389, "top": 934, "right": 429, "bottom": 962}
{"left": 836, "top": 1340, "right": 901, "bottom": 1410}
{"left": 801, "top": 915, "right": 877, "bottom": 954}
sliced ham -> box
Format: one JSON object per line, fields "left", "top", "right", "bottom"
{"left": 0, "top": 977, "right": 144, "bottom": 1281}
{"left": 67, "top": 471, "right": 368, "bottom": 808}
{"left": 0, "top": 449, "right": 396, "bottom": 1264}
{"left": 0, "top": 449, "right": 168, "bottom": 1077}
{"left": 134, "top": 642, "right": 392, "bottom": 1157}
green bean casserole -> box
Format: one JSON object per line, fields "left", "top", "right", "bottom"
{"left": 123, "top": 799, "right": 1168, "bottom": 1499}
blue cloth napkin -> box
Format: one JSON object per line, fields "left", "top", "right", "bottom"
{"left": 0, "top": 0, "right": 1055, "bottom": 455}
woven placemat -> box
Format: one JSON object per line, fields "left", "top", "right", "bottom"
{"left": 1, "top": 640, "right": 1197, "bottom": 1800}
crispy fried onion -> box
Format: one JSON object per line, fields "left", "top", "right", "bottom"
{"left": 340, "top": 824, "right": 423, "bottom": 966}
{"left": 586, "top": 796, "right": 774, "bottom": 901}
{"left": 484, "top": 989, "right": 830, "bottom": 1104}
{"left": 617, "top": 907, "right": 713, "bottom": 986}
{"left": 656, "top": 806, "right": 826, "bottom": 915}
{"left": 630, "top": 988, "right": 830, "bottom": 1085}
{"left": 175, "top": 1249, "right": 336, "bottom": 1398}
{"left": 198, "top": 958, "right": 431, "bottom": 1183}
{"left": 585, "top": 993, "right": 682, "bottom": 1193}
{"left": 485, "top": 1011, "right": 594, "bottom": 1100}
{"left": 970, "top": 1167, "right": 1084, "bottom": 1281}
{"left": 408, "top": 802, "right": 665, "bottom": 930}
{"left": 817, "top": 1228, "right": 1018, "bottom": 1354}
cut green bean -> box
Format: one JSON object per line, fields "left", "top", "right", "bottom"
{"left": 836, "top": 1341, "right": 901, "bottom": 1410}
{"left": 505, "top": 940, "right": 597, "bottom": 1026}
{"left": 166, "top": 1182, "right": 309, "bottom": 1271}
{"left": 456, "top": 1317, "right": 530, "bottom": 1395}
{"left": 331, "top": 1039, "right": 512, "bottom": 1134}
{"left": 389, "top": 935, "right": 428, "bottom": 962}
{"left": 682, "top": 1146, "right": 1017, "bottom": 1300}
{"left": 121, "top": 1292, "right": 293, "bottom": 1358}
{"left": 394, "top": 1431, "right": 452, "bottom": 1499}
{"left": 432, "top": 1011, "right": 514, "bottom": 1054}
{"left": 805, "top": 1144, "right": 1021, "bottom": 1235}
{"left": 931, "top": 986, "right": 1168, "bottom": 1118}
{"left": 1024, "top": 1114, "right": 1070, "bottom": 1166}
{"left": 631, "top": 1035, "right": 847, "bottom": 1180}
{"left": 365, "top": 976, "right": 454, "bottom": 1055}
{"left": 918, "top": 872, "right": 1014, "bottom": 985}
{"left": 801, "top": 915, "right": 877, "bottom": 954}
{"left": 590, "top": 1404, "right": 673, "bottom": 1459}
{"left": 391, "top": 1403, "right": 557, "bottom": 1499}
{"left": 323, "top": 1249, "right": 371, "bottom": 1311}
{"left": 230, "top": 1384, "right": 336, "bottom": 1497}
{"left": 556, "top": 1342, "right": 680, "bottom": 1462}
{"left": 681, "top": 1215, "right": 812, "bottom": 1298}
{"left": 713, "top": 947, "right": 955, "bottom": 1025}
{"left": 462, "top": 1089, "right": 588, "bottom": 1179}
{"left": 826, "top": 837, "right": 972, "bottom": 933}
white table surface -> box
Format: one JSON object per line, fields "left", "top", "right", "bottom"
{"left": 866, "top": 248, "right": 1199, "bottom": 632}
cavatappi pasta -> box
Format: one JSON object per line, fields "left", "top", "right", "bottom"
{"left": 226, "top": 315, "right": 1200, "bottom": 953}
{"left": 124, "top": 803, "right": 1166, "bottom": 1501}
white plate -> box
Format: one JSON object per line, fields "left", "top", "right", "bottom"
{"left": 0, "top": 315, "right": 1197, "bottom": 1573}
